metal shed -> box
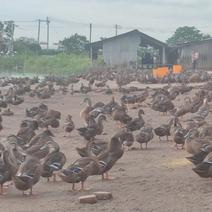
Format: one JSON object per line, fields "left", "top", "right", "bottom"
{"left": 87, "top": 30, "right": 167, "bottom": 66}
{"left": 176, "top": 39, "right": 212, "bottom": 70}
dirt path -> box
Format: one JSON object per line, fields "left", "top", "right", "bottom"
{"left": 0, "top": 83, "right": 211, "bottom": 212}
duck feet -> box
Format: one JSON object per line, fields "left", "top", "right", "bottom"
{"left": 102, "top": 172, "right": 115, "bottom": 181}
{"left": 0, "top": 185, "right": 7, "bottom": 195}
{"left": 78, "top": 182, "right": 91, "bottom": 191}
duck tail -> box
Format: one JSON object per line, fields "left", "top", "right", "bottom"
{"left": 186, "top": 151, "right": 208, "bottom": 165}
{"left": 192, "top": 162, "right": 211, "bottom": 178}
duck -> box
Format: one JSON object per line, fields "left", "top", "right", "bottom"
{"left": 136, "top": 125, "right": 154, "bottom": 149}
{"left": 10, "top": 95, "right": 24, "bottom": 105}
{"left": 95, "top": 132, "right": 126, "bottom": 180}
{"left": 184, "top": 128, "right": 212, "bottom": 155}
{"left": 13, "top": 155, "right": 42, "bottom": 195}
{"left": 126, "top": 109, "right": 145, "bottom": 132}
{"left": 0, "top": 142, "right": 24, "bottom": 194}
{"left": 42, "top": 151, "right": 66, "bottom": 182}
{"left": 192, "top": 152, "right": 212, "bottom": 178}
{"left": 59, "top": 157, "right": 100, "bottom": 191}
{"left": 112, "top": 105, "right": 132, "bottom": 128}
{"left": 25, "top": 129, "right": 55, "bottom": 148}
{"left": 151, "top": 94, "right": 174, "bottom": 115}
{"left": 80, "top": 97, "right": 93, "bottom": 125}
{"left": 104, "top": 85, "right": 113, "bottom": 95}
{"left": 77, "top": 115, "right": 107, "bottom": 141}
{"left": 117, "top": 129, "right": 134, "bottom": 150}
{"left": 170, "top": 97, "right": 192, "bottom": 118}
{"left": 37, "top": 110, "right": 61, "bottom": 129}
{"left": 63, "top": 115, "right": 75, "bottom": 137}
{"left": 173, "top": 118, "right": 188, "bottom": 150}
{"left": 0, "top": 145, "right": 12, "bottom": 195}
{"left": 26, "top": 138, "right": 59, "bottom": 160}
{"left": 26, "top": 103, "right": 48, "bottom": 118}
{"left": 154, "top": 118, "right": 174, "bottom": 141}
{"left": 80, "top": 83, "right": 91, "bottom": 94}
{"left": 15, "top": 120, "right": 38, "bottom": 147}
{"left": 186, "top": 142, "right": 212, "bottom": 165}
{"left": 1, "top": 108, "right": 14, "bottom": 116}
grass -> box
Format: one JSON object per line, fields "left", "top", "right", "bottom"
{"left": 0, "top": 53, "right": 91, "bottom": 75}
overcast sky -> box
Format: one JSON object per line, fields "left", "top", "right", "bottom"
{"left": 1, "top": 0, "right": 212, "bottom": 48}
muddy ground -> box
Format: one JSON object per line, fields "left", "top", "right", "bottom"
{"left": 0, "top": 81, "right": 211, "bottom": 212}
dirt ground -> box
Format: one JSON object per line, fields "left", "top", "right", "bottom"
{"left": 0, "top": 81, "right": 211, "bottom": 212}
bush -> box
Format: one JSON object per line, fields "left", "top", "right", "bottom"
{"left": 0, "top": 53, "right": 91, "bottom": 75}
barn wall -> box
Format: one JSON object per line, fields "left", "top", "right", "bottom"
{"left": 179, "top": 41, "right": 212, "bottom": 70}
{"left": 102, "top": 33, "right": 140, "bottom": 66}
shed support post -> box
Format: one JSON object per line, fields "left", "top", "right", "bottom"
{"left": 90, "top": 47, "right": 93, "bottom": 65}
{"left": 162, "top": 47, "right": 166, "bottom": 65}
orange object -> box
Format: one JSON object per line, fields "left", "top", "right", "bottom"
{"left": 173, "top": 65, "right": 183, "bottom": 74}
{"left": 153, "top": 67, "right": 169, "bottom": 78}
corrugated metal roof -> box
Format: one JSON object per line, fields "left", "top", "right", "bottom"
{"left": 87, "top": 29, "right": 166, "bottom": 48}
{"left": 172, "top": 38, "right": 212, "bottom": 47}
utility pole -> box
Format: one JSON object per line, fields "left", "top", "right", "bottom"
{"left": 115, "top": 24, "right": 118, "bottom": 36}
{"left": 46, "top": 17, "right": 50, "bottom": 49}
{"left": 89, "top": 23, "right": 92, "bottom": 43}
{"left": 89, "top": 23, "right": 92, "bottom": 60}
{"left": 37, "top": 19, "right": 41, "bottom": 44}
{"left": 37, "top": 18, "right": 50, "bottom": 49}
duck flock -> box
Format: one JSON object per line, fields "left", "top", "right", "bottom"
{"left": 0, "top": 68, "right": 212, "bottom": 197}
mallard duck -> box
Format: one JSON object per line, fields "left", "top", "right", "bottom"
{"left": 15, "top": 120, "right": 38, "bottom": 147}
{"left": 126, "top": 109, "right": 145, "bottom": 132}
{"left": 173, "top": 118, "right": 188, "bottom": 150}
{"left": 10, "top": 95, "right": 24, "bottom": 105}
{"left": 184, "top": 129, "right": 212, "bottom": 155}
{"left": 26, "top": 103, "right": 48, "bottom": 118}
{"left": 59, "top": 157, "right": 100, "bottom": 191}
{"left": 151, "top": 94, "right": 174, "bottom": 115}
{"left": 63, "top": 115, "right": 75, "bottom": 137}
{"left": 186, "top": 142, "right": 212, "bottom": 165}
{"left": 26, "top": 130, "right": 55, "bottom": 148}
{"left": 0, "top": 145, "right": 12, "bottom": 195}
{"left": 95, "top": 132, "right": 125, "bottom": 180}
{"left": 170, "top": 97, "right": 192, "bottom": 118}
{"left": 80, "top": 97, "right": 93, "bottom": 125}
{"left": 117, "top": 128, "right": 134, "bottom": 150}
{"left": 25, "top": 138, "right": 59, "bottom": 160}
{"left": 20, "top": 120, "right": 38, "bottom": 131}
{"left": 192, "top": 151, "right": 212, "bottom": 178}
{"left": 0, "top": 142, "right": 25, "bottom": 194}
{"left": 13, "top": 155, "right": 42, "bottom": 195}
{"left": 42, "top": 151, "right": 66, "bottom": 182}
{"left": 198, "top": 125, "right": 212, "bottom": 137}
{"left": 112, "top": 105, "right": 132, "bottom": 128}
{"left": 154, "top": 118, "right": 174, "bottom": 141}
{"left": 1, "top": 108, "right": 14, "bottom": 116}
{"left": 183, "top": 99, "right": 209, "bottom": 131}
{"left": 77, "top": 115, "right": 107, "bottom": 141}
{"left": 136, "top": 125, "right": 154, "bottom": 149}
{"left": 105, "top": 85, "right": 113, "bottom": 95}
{"left": 102, "top": 96, "right": 120, "bottom": 115}
{"left": 80, "top": 83, "right": 92, "bottom": 94}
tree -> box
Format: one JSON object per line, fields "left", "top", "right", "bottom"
{"left": 59, "top": 33, "right": 89, "bottom": 54}
{"left": 14, "top": 37, "right": 41, "bottom": 54}
{"left": 167, "top": 26, "right": 211, "bottom": 46}
{"left": 0, "top": 21, "right": 15, "bottom": 54}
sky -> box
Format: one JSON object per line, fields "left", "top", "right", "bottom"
{"left": 1, "top": 0, "right": 212, "bottom": 48}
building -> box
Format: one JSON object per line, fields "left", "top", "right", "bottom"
{"left": 176, "top": 39, "right": 212, "bottom": 70}
{"left": 87, "top": 30, "right": 167, "bottom": 67}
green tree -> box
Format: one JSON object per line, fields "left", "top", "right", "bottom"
{"left": 59, "top": 33, "right": 89, "bottom": 54}
{"left": 167, "top": 26, "right": 211, "bottom": 46}
{"left": 14, "top": 37, "right": 41, "bottom": 54}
